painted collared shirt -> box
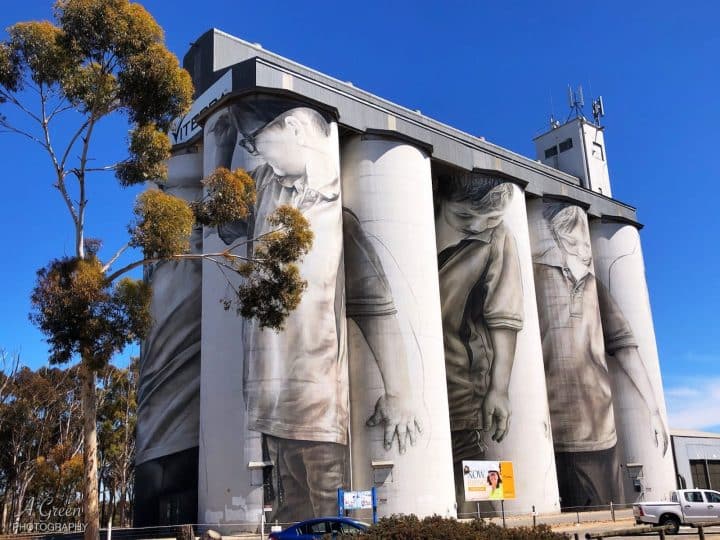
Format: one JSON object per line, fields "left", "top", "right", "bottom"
{"left": 342, "top": 208, "right": 397, "bottom": 318}
{"left": 533, "top": 245, "right": 637, "bottom": 452}
{"left": 243, "top": 164, "right": 348, "bottom": 445}
{"left": 438, "top": 223, "right": 524, "bottom": 432}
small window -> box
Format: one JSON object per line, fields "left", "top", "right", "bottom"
{"left": 705, "top": 491, "right": 720, "bottom": 503}
{"left": 592, "top": 142, "right": 605, "bottom": 161}
{"left": 341, "top": 522, "right": 363, "bottom": 533}
{"left": 310, "top": 522, "right": 329, "bottom": 534}
{"left": 685, "top": 491, "right": 704, "bottom": 503}
{"left": 544, "top": 146, "right": 558, "bottom": 158}
{"left": 559, "top": 138, "right": 573, "bottom": 152}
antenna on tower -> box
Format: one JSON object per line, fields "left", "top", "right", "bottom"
{"left": 548, "top": 91, "right": 560, "bottom": 129}
{"left": 567, "top": 84, "right": 585, "bottom": 120}
{"left": 592, "top": 96, "right": 605, "bottom": 125}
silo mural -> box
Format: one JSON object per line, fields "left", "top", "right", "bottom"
{"left": 133, "top": 38, "right": 677, "bottom": 525}
{"left": 199, "top": 96, "right": 348, "bottom": 526}
{"left": 590, "top": 220, "right": 673, "bottom": 500}
{"left": 341, "top": 135, "right": 456, "bottom": 518}
{"left": 434, "top": 173, "right": 558, "bottom": 515}
{"left": 199, "top": 104, "right": 259, "bottom": 526}
{"left": 528, "top": 200, "right": 667, "bottom": 509}
{"left": 135, "top": 152, "right": 203, "bottom": 526}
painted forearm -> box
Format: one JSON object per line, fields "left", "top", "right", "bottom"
{"left": 354, "top": 315, "right": 410, "bottom": 397}
{"left": 488, "top": 328, "right": 518, "bottom": 394}
{"left": 613, "top": 347, "right": 659, "bottom": 413}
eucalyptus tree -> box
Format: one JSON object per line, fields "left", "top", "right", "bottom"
{"left": 0, "top": 2, "right": 312, "bottom": 538}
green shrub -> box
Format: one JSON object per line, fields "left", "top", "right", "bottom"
{"left": 333, "top": 514, "right": 567, "bottom": 539}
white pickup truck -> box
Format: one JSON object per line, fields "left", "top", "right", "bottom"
{"left": 633, "top": 488, "right": 720, "bottom": 534}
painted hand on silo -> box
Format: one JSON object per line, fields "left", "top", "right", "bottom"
{"left": 650, "top": 410, "right": 669, "bottom": 456}
{"left": 367, "top": 394, "right": 423, "bottom": 454}
{"left": 481, "top": 327, "right": 517, "bottom": 443}
{"left": 481, "top": 388, "right": 511, "bottom": 443}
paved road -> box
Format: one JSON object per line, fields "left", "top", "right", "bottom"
{"left": 554, "top": 521, "right": 720, "bottom": 539}
{"left": 483, "top": 509, "right": 720, "bottom": 539}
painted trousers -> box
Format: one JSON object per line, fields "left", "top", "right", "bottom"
{"left": 555, "top": 445, "right": 624, "bottom": 509}
{"left": 263, "top": 434, "right": 347, "bottom": 524}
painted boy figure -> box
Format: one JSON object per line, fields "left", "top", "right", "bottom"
{"left": 207, "top": 104, "right": 346, "bottom": 521}
{"left": 435, "top": 174, "right": 523, "bottom": 512}
{"left": 241, "top": 107, "right": 346, "bottom": 522}
{"left": 532, "top": 203, "right": 668, "bottom": 509}
{"left": 207, "top": 103, "right": 422, "bottom": 523}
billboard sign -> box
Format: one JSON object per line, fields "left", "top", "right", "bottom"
{"left": 462, "top": 460, "right": 515, "bottom": 501}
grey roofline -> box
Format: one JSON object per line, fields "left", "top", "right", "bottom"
{"left": 671, "top": 429, "right": 720, "bottom": 440}
{"left": 532, "top": 116, "right": 606, "bottom": 142}
{"left": 182, "top": 29, "right": 639, "bottom": 224}
{"left": 209, "top": 30, "right": 580, "bottom": 178}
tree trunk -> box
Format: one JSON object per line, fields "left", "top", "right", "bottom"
{"left": 100, "top": 484, "right": 106, "bottom": 529}
{"left": 13, "top": 475, "right": 31, "bottom": 531}
{"left": 118, "top": 482, "right": 126, "bottom": 527}
{"left": 109, "top": 489, "right": 115, "bottom": 527}
{"left": 1, "top": 493, "right": 9, "bottom": 533}
{"left": 80, "top": 363, "right": 99, "bottom": 540}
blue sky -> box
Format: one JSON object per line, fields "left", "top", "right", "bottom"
{"left": 1, "top": 1, "right": 718, "bottom": 431}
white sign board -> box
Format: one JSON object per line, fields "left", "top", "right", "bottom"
{"left": 170, "top": 69, "right": 233, "bottom": 146}
{"left": 343, "top": 490, "right": 373, "bottom": 510}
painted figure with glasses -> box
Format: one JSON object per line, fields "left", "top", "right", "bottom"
{"left": 206, "top": 104, "right": 422, "bottom": 523}
{"left": 207, "top": 105, "right": 346, "bottom": 522}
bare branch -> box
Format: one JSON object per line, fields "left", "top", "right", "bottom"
{"left": 0, "top": 86, "right": 42, "bottom": 124}
{"left": 22, "top": 77, "right": 41, "bottom": 96}
{"left": 220, "top": 227, "right": 289, "bottom": 255}
{"left": 105, "top": 54, "right": 120, "bottom": 74}
{"left": 208, "top": 257, "right": 243, "bottom": 294}
{"left": 204, "top": 255, "right": 250, "bottom": 275}
{"left": 85, "top": 164, "right": 119, "bottom": 173}
{"left": 40, "top": 84, "right": 63, "bottom": 176}
{"left": 60, "top": 118, "right": 90, "bottom": 171}
{"left": 54, "top": 172, "right": 80, "bottom": 226}
{"left": 104, "top": 251, "right": 256, "bottom": 284}
{"left": 75, "top": 116, "right": 99, "bottom": 258}
{"left": 0, "top": 350, "right": 20, "bottom": 411}
{"left": 101, "top": 243, "right": 130, "bottom": 273}
{"left": 47, "top": 99, "right": 74, "bottom": 122}
{"left": 36, "top": 86, "right": 82, "bottom": 228}
{"left": 0, "top": 120, "right": 46, "bottom": 146}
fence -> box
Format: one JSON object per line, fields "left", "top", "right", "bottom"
{"left": 3, "top": 507, "right": 719, "bottom": 540}
{"left": 455, "top": 501, "right": 637, "bottom": 529}
{"left": 585, "top": 520, "right": 720, "bottom": 539}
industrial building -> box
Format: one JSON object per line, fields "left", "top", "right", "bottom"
{"left": 134, "top": 28, "right": 675, "bottom": 528}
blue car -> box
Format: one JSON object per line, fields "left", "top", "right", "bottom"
{"left": 268, "top": 516, "right": 369, "bottom": 539}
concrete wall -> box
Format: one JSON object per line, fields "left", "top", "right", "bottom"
{"left": 672, "top": 432, "right": 720, "bottom": 491}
